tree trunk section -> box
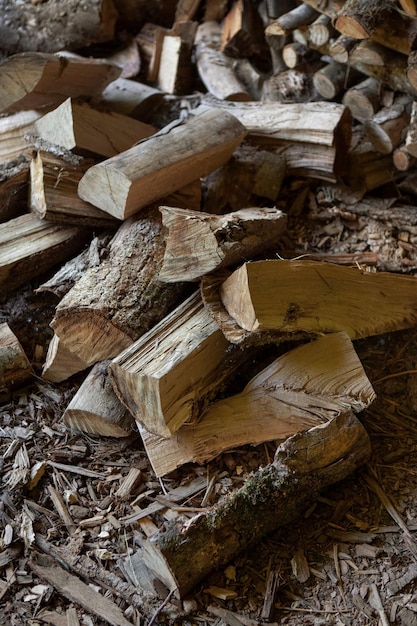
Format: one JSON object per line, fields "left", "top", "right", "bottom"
{"left": 142, "top": 411, "right": 371, "bottom": 598}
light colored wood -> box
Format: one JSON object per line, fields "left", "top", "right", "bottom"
{"left": 0, "top": 110, "right": 43, "bottom": 166}
{"left": 393, "top": 144, "right": 416, "bottom": 171}
{"left": 0, "top": 52, "right": 121, "bottom": 114}
{"left": 142, "top": 411, "right": 371, "bottom": 598}
{"left": 30, "top": 151, "right": 118, "bottom": 227}
{"left": 195, "top": 21, "right": 252, "bottom": 101}
{"left": 42, "top": 207, "right": 186, "bottom": 382}
{"left": 266, "top": 3, "right": 319, "bottom": 36}
{"left": 135, "top": 22, "right": 168, "bottom": 83}
{"left": 158, "top": 206, "right": 287, "bottom": 282}
{"left": 140, "top": 332, "right": 375, "bottom": 477}
{"left": 99, "top": 77, "right": 164, "bottom": 121}
{"left": 342, "top": 77, "right": 381, "bottom": 122}
{"left": 0, "top": 323, "right": 33, "bottom": 396}
{"left": 219, "top": 259, "right": 417, "bottom": 340}
{"left": 282, "top": 42, "right": 319, "bottom": 69}
{"left": 349, "top": 41, "right": 415, "bottom": 95}
{"left": 63, "top": 361, "right": 135, "bottom": 437}
{"left": 312, "top": 62, "right": 351, "bottom": 100}
{"left": 0, "top": 213, "right": 84, "bottom": 293}
{"left": 77, "top": 109, "right": 247, "bottom": 219}
{"left": 33, "top": 98, "right": 156, "bottom": 157}
{"left": 196, "top": 96, "right": 352, "bottom": 147}
{"left": 105, "top": 39, "right": 141, "bottom": 79}
{"left": 398, "top": 0, "right": 417, "bottom": 16}
{"left": 109, "top": 291, "right": 248, "bottom": 438}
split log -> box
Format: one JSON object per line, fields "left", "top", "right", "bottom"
{"left": 221, "top": 0, "right": 270, "bottom": 71}
{"left": 30, "top": 151, "right": 119, "bottom": 228}
{"left": 42, "top": 206, "right": 187, "bottom": 382}
{"left": 33, "top": 98, "right": 156, "bottom": 158}
{"left": 0, "top": 110, "right": 43, "bottom": 166}
{"left": 0, "top": 52, "right": 121, "bottom": 114}
{"left": 342, "top": 77, "right": 381, "bottom": 122}
{"left": 77, "top": 109, "right": 247, "bottom": 220}
{"left": 346, "top": 127, "right": 401, "bottom": 192}
{"left": 105, "top": 39, "right": 141, "bottom": 79}
{"left": 0, "top": 213, "right": 86, "bottom": 295}
{"left": 109, "top": 291, "right": 250, "bottom": 438}
{"left": 142, "top": 410, "right": 371, "bottom": 598}
{"left": 63, "top": 361, "right": 135, "bottom": 437}
{"left": 158, "top": 206, "right": 287, "bottom": 282}
{"left": 139, "top": 331, "right": 375, "bottom": 477}
{"left": 99, "top": 77, "right": 164, "bottom": 121}
{"left": 0, "top": 0, "right": 117, "bottom": 54}
{"left": 136, "top": 22, "right": 168, "bottom": 83}
{"left": 196, "top": 97, "right": 352, "bottom": 178}
{"left": 215, "top": 259, "right": 417, "bottom": 343}
{"left": 195, "top": 22, "right": 252, "bottom": 101}
{"left": 157, "top": 21, "right": 198, "bottom": 94}
{"left": 0, "top": 323, "right": 33, "bottom": 396}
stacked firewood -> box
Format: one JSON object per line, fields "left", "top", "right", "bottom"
{"left": 3, "top": 0, "right": 417, "bottom": 599}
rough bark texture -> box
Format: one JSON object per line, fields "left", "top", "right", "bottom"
{"left": 143, "top": 411, "right": 371, "bottom": 598}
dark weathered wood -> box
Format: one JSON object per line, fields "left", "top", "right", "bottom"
{"left": 142, "top": 411, "right": 371, "bottom": 598}
{"left": 0, "top": 323, "right": 33, "bottom": 396}
{"left": 0, "top": 52, "right": 121, "bottom": 114}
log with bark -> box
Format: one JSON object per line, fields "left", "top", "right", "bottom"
{"left": 109, "top": 291, "right": 250, "bottom": 438}
{"left": 202, "top": 259, "right": 417, "bottom": 345}
{"left": 142, "top": 410, "right": 371, "bottom": 598}
{"left": 139, "top": 331, "right": 376, "bottom": 477}
{"left": 77, "top": 109, "right": 247, "bottom": 219}
{"left": 158, "top": 206, "right": 287, "bottom": 282}
{"left": 42, "top": 206, "right": 187, "bottom": 382}
{"left": 99, "top": 77, "right": 164, "bottom": 121}
{"left": 0, "top": 52, "right": 121, "bottom": 114}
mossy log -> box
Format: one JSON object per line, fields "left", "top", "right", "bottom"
{"left": 142, "top": 411, "right": 371, "bottom": 598}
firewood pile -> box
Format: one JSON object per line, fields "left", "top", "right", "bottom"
{"left": 3, "top": 0, "right": 417, "bottom": 624}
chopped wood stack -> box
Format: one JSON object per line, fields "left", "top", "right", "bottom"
{"left": 3, "top": 0, "right": 417, "bottom": 600}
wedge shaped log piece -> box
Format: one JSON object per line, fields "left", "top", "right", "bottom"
{"left": 109, "top": 291, "right": 250, "bottom": 438}
{"left": 77, "top": 109, "right": 247, "bottom": 220}
{"left": 33, "top": 98, "right": 156, "bottom": 157}
{"left": 158, "top": 206, "right": 287, "bottom": 282}
{"left": 139, "top": 331, "right": 376, "bottom": 477}
{"left": 218, "top": 259, "right": 417, "bottom": 341}
{"left": 42, "top": 206, "right": 186, "bottom": 382}
{"left": 63, "top": 361, "right": 135, "bottom": 438}
{"left": 142, "top": 410, "right": 371, "bottom": 598}
{"left": 0, "top": 323, "right": 33, "bottom": 396}
{"left": 0, "top": 52, "right": 121, "bottom": 114}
